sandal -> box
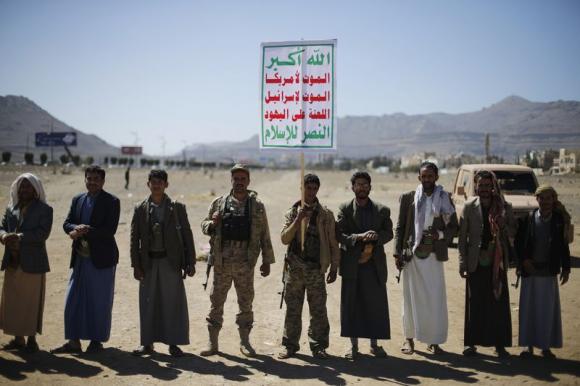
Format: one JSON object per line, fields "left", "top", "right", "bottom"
{"left": 50, "top": 342, "right": 82, "bottom": 354}
{"left": 370, "top": 345, "right": 387, "bottom": 358}
{"left": 401, "top": 340, "right": 414, "bottom": 355}
{"left": 169, "top": 345, "right": 184, "bottom": 357}
{"left": 427, "top": 344, "right": 443, "bottom": 355}
{"left": 541, "top": 349, "right": 556, "bottom": 359}
{"left": 462, "top": 346, "right": 477, "bottom": 357}
{"left": 344, "top": 347, "right": 359, "bottom": 360}
{"left": 519, "top": 347, "right": 533, "bottom": 359}
{"left": 2, "top": 339, "right": 25, "bottom": 351}
{"left": 132, "top": 345, "right": 154, "bottom": 356}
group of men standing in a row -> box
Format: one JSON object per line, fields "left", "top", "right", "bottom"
{"left": 0, "top": 163, "right": 571, "bottom": 362}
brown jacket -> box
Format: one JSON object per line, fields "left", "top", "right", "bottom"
{"left": 394, "top": 190, "right": 458, "bottom": 261}
{"left": 281, "top": 202, "right": 340, "bottom": 274}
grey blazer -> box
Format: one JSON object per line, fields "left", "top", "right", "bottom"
{"left": 0, "top": 200, "right": 53, "bottom": 273}
{"left": 458, "top": 196, "right": 516, "bottom": 273}
{"left": 130, "top": 196, "right": 196, "bottom": 271}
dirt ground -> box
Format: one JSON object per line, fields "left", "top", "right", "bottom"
{"left": 0, "top": 166, "right": 578, "bottom": 386}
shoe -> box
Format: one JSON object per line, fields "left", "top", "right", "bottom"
{"left": 132, "top": 345, "right": 154, "bottom": 356}
{"left": 312, "top": 348, "right": 330, "bottom": 359}
{"left": 344, "top": 347, "right": 359, "bottom": 361}
{"left": 25, "top": 340, "right": 39, "bottom": 354}
{"left": 495, "top": 347, "right": 510, "bottom": 358}
{"left": 3, "top": 339, "right": 25, "bottom": 351}
{"left": 401, "top": 340, "right": 414, "bottom": 355}
{"left": 85, "top": 341, "right": 103, "bottom": 354}
{"left": 462, "top": 346, "right": 477, "bottom": 357}
{"left": 519, "top": 347, "right": 534, "bottom": 359}
{"left": 278, "top": 347, "right": 297, "bottom": 359}
{"left": 51, "top": 342, "right": 82, "bottom": 354}
{"left": 169, "top": 345, "right": 184, "bottom": 357}
{"left": 427, "top": 344, "right": 443, "bottom": 355}
{"left": 541, "top": 349, "right": 556, "bottom": 359}
{"left": 370, "top": 345, "right": 387, "bottom": 358}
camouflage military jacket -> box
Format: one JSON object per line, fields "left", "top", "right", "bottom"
{"left": 201, "top": 190, "right": 275, "bottom": 268}
{"left": 280, "top": 201, "right": 340, "bottom": 274}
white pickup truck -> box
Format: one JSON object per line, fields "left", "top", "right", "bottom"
{"left": 451, "top": 164, "right": 539, "bottom": 223}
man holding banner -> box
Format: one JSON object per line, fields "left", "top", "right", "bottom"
{"left": 278, "top": 173, "right": 340, "bottom": 359}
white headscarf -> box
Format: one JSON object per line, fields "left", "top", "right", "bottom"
{"left": 9, "top": 173, "right": 47, "bottom": 209}
{"left": 413, "top": 184, "right": 455, "bottom": 253}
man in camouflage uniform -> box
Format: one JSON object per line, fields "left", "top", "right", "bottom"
{"left": 278, "top": 173, "right": 340, "bottom": 359}
{"left": 200, "top": 164, "right": 275, "bottom": 357}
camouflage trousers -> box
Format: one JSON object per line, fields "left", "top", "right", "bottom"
{"left": 282, "top": 259, "right": 329, "bottom": 352}
{"left": 207, "top": 244, "right": 254, "bottom": 330}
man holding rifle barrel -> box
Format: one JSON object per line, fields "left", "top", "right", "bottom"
{"left": 278, "top": 173, "right": 339, "bottom": 360}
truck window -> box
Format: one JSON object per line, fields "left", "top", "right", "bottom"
{"left": 493, "top": 171, "right": 537, "bottom": 195}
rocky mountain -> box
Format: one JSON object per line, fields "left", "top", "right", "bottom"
{"left": 2, "top": 95, "right": 579, "bottom": 163}
{"left": 183, "top": 95, "right": 580, "bottom": 161}
{"left": 0, "top": 95, "right": 118, "bottom": 161}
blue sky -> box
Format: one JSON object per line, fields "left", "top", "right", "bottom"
{"left": 1, "top": 0, "right": 579, "bottom": 155}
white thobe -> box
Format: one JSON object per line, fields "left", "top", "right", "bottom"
{"left": 402, "top": 195, "right": 448, "bottom": 344}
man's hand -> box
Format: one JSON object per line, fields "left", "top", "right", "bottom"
{"left": 296, "top": 207, "right": 313, "bottom": 223}
{"left": 360, "top": 230, "right": 378, "bottom": 242}
{"left": 2, "top": 233, "right": 20, "bottom": 246}
{"left": 560, "top": 270, "right": 570, "bottom": 285}
{"left": 523, "top": 259, "right": 535, "bottom": 275}
{"left": 211, "top": 212, "right": 221, "bottom": 226}
{"left": 430, "top": 228, "right": 440, "bottom": 241}
{"left": 70, "top": 224, "right": 90, "bottom": 240}
{"left": 133, "top": 266, "right": 144, "bottom": 281}
{"left": 495, "top": 214, "right": 506, "bottom": 229}
{"left": 459, "top": 269, "right": 468, "bottom": 279}
{"left": 326, "top": 269, "right": 337, "bottom": 284}
{"left": 260, "top": 262, "right": 270, "bottom": 277}
{"left": 183, "top": 265, "right": 196, "bottom": 279}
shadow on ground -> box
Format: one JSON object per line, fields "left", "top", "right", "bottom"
{"left": 1, "top": 347, "right": 579, "bottom": 384}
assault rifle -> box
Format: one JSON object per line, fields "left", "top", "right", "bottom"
{"left": 203, "top": 253, "right": 213, "bottom": 291}
{"left": 279, "top": 258, "right": 288, "bottom": 309}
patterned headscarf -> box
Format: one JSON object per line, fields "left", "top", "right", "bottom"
{"left": 475, "top": 169, "right": 506, "bottom": 300}
{"left": 8, "top": 173, "right": 47, "bottom": 209}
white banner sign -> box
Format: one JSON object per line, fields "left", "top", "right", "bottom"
{"left": 260, "top": 39, "right": 336, "bottom": 149}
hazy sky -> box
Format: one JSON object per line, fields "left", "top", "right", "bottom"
{"left": 1, "top": 0, "right": 579, "bottom": 155}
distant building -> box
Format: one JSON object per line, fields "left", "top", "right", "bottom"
{"left": 401, "top": 152, "right": 438, "bottom": 169}
{"left": 550, "top": 148, "right": 579, "bottom": 175}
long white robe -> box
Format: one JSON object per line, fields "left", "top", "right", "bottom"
{"left": 402, "top": 195, "right": 448, "bottom": 344}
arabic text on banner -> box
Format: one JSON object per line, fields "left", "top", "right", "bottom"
{"left": 260, "top": 40, "right": 336, "bottom": 149}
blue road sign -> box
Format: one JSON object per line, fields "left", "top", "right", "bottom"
{"left": 35, "top": 132, "right": 77, "bottom": 147}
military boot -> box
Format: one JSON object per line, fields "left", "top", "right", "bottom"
{"left": 200, "top": 326, "right": 219, "bottom": 356}
{"left": 239, "top": 328, "right": 256, "bottom": 357}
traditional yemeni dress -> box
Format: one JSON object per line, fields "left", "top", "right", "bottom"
{"left": 402, "top": 193, "right": 448, "bottom": 345}
{"left": 64, "top": 194, "right": 116, "bottom": 342}
{"left": 519, "top": 211, "right": 563, "bottom": 349}
{"left": 341, "top": 202, "right": 390, "bottom": 339}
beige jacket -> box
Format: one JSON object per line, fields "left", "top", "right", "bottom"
{"left": 281, "top": 202, "right": 340, "bottom": 274}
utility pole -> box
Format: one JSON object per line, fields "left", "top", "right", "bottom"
{"left": 485, "top": 133, "right": 490, "bottom": 163}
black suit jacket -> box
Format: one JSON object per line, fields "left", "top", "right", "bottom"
{"left": 336, "top": 198, "right": 393, "bottom": 283}
{"left": 63, "top": 190, "right": 120, "bottom": 269}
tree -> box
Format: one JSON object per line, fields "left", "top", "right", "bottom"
{"left": 24, "top": 152, "right": 34, "bottom": 165}
{"left": 40, "top": 153, "right": 48, "bottom": 165}
{"left": 71, "top": 155, "right": 81, "bottom": 166}
{"left": 140, "top": 158, "right": 148, "bottom": 167}
{"left": 60, "top": 154, "right": 70, "bottom": 164}
{"left": 110, "top": 157, "right": 118, "bottom": 165}
{"left": 85, "top": 156, "right": 94, "bottom": 165}
{"left": 129, "top": 158, "right": 135, "bottom": 166}
{"left": 104, "top": 157, "right": 109, "bottom": 165}
{"left": 1, "top": 152, "right": 11, "bottom": 163}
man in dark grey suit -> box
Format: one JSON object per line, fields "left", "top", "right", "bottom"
{"left": 130, "top": 170, "right": 196, "bottom": 357}
{"left": 337, "top": 171, "right": 393, "bottom": 360}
